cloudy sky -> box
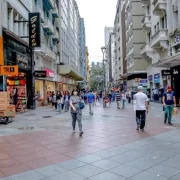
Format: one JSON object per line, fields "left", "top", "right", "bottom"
{"left": 76, "top": 0, "right": 117, "bottom": 63}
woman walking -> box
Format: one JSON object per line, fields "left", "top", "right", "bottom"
{"left": 69, "top": 89, "right": 83, "bottom": 136}
{"left": 64, "top": 91, "right": 70, "bottom": 112}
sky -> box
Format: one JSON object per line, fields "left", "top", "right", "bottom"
{"left": 76, "top": 0, "right": 117, "bottom": 63}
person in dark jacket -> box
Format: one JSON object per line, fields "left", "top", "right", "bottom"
{"left": 64, "top": 91, "right": 70, "bottom": 112}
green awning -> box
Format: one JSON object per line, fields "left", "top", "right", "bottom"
{"left": 58, "top": 65, "right": 83, "bottom": 81}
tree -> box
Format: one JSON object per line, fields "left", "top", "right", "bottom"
{"left": 90, "top": 64, "right": 104, "bottom": 91}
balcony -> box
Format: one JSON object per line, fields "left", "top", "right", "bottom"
{"left": 52, "top": 4, "right": 59, "bottom": 18}
{"left": 152, "top": 0, "right": 166, "bottom": 16}
{"left": 42, "top": 18, "right": 54, "bottom": 35}
{"left": 141, "top": 16, "right": 151, "bottom": 31}
{"left": 52, "top": 30, "right": 59, "bottom": 42}
{"left": 151, "top": 29, "right": 169, "bottom": 49}
{"left": 141, "top": 0, "right": 150, "bottom": 6}
{"left": 140, "top": 43, "right": 153, "bottom": 59}
{"left": 43, "top": 0, "right": 54, "bottom": 9}
{"left": 33, "top": 5, "right": 45, "bottom": 22}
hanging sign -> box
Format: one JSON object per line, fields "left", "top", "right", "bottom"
{"left": 29, "top": 12, "right": 41, "bottom": 47}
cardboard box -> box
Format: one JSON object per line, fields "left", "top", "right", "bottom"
{"left": 0, "top": 108, "right": 16, "bottom": 117}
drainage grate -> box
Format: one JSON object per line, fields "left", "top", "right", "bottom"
{"left": 18, "top": 127, "right": 34, "bottom": 130}
{"left": 42, "top": 116, "right": 52, "bottom": 118}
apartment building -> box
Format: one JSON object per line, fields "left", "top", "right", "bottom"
{"left": 140, "top": 0, "right": 180, "bottom": 104}
{"left": 58, "top": 0, "right": 84, "bottom": 92}
{"left": 85, "top": 47, "right": 90, "bottom": 90}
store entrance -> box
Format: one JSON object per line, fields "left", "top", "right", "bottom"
{"left": 174, "top": 79, "right": 180, "bottom": 106}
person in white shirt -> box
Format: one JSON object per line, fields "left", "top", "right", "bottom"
{"left": 134, "top": 86, "right": 149, "bottom": 131}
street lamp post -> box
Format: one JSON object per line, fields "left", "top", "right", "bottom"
{"left": 101, "top": 46, "right": 107, "bottom": 96}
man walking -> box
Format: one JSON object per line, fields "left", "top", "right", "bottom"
{"left": 115, "top": 91, "right": 121, "bottom": 109}
{"left": 134, "top": 86, "right": 149, "bottom": 131}
{"left": 163, "top": 86, "right": 176, "bottom": 125}
{"left": 87, "top": 90, "right": 95, "bottom": 115}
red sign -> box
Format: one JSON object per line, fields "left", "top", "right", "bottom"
{"left": 43, "top": 68, "right": 54, "bottom": 78}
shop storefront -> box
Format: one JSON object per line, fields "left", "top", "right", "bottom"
{"left": 154, "top": 73, "right": 160, "bottom": 88}
{"left": 171, "top": 66, "right": 180, "bottom": 105}
{"left": 3, "top": 29, "right": 34, "bottom": 110}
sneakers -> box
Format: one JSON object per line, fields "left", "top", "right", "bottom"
{"left": 168, "top": 122, "right": 173, "bottom": 125}
{"left": 73, "top": 130, "right": 76, "bottom": 133}
{"left": 79, "top": 131, "right": 84, "bottom": 136}
{"left": 136, "top": 126, "right": 140, "bottom": 130}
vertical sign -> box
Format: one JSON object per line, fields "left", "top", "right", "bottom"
{"left": 29, "top": 13, "right": 41, "bottom": 47}
{"left": 0, "top": 36, "right": 4, "bottom": 65}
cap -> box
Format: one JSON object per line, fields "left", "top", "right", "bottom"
{"left": 138, "top": 86, "right": 143, "bottom": 90}
{"left": 167, "top": 86, "right": 172, "bottom": 90}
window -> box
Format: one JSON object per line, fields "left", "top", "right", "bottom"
{"left": 157, "top": 22, "right": 159, "bottom": 31}
{"left": 154, "top": 25, "right": 157, "bottom": 33}
{"left": 161, "top": 17, "right": 165, "bottom": 29}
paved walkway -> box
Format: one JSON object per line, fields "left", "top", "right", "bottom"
{"left": 0, "top": 102, "right": 179, "bottom": 179}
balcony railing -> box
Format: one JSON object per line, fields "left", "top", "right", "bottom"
{"left": 141, "top": 15, "right": 151, "bottom": 30}
{"left": 42, "top": 18, "right": 54, "bottom": 35}
{"left": 52, "top": 4, "right": 59, "bottom": 18}
{"left": 152, "top": 0, "right": 167, "bottom": 16}
{"left": 140, "top": 43, "right": 153, "bottom": 58}
{"left": 151, "top": 29, "right": 168, "bottom": 48}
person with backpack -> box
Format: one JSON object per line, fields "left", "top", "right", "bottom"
{"left": 69, "top": 89, "right": 84, "bottom": 136}
{"left": 162, "top": 86, "right": 176, "bottom": 125}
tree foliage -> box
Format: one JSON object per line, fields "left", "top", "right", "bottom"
{"left": 90, "top": 65, "right": 104, "bottom": 91}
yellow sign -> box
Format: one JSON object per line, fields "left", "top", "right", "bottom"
{"left": 0, "top": 36, "right": 4, "bottom": 66}
{"left": 0, "top": 66, "right": 18, "bottom": 76}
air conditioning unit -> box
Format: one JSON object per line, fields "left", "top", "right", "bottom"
{"left": 173, "top": 5, "right": 178, "bottom": 12}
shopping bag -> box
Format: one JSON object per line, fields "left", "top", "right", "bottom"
{"left": 173, "top": 108, "right": 178, "bottom": 116}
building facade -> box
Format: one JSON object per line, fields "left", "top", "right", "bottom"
{"left": 0, "top": 0, "right": 87, "bottom": 107}
{"left": 85, "top": 47, "right": 90, "bottom": 90}
{"left": 80, "top": 18, "right": 86, "bottom": 90}
{"left": 58, "top": 0, "right": 83, "bottom": 92}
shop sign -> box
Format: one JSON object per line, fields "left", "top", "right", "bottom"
{"left": 172, "top": 68, "right": 180, "bottom": 75}
{"left": 148, "top": 75, "right": 153, "bottom": 82}
{"left": 29, "top": 12, "right": 41, "bottom": 47}
{"left": 0, "top": 36, "right": 4, "bottom": 66}
{"left": 15, "top": 52, "right": 29, "bottom": 68}
{"left": 161, "top": 70, "right": 171, "bottom": 76}
{"left": 0, "top": 65, "right": 18, "bottom": 76}
{"left": 171, "top": 33, "right": 180, "bottom": 47}
{"left": 154, "top": 73, "right": 160, "bottom": 83}
{"left": 139, "top": 79, "right": 147, "bottom": 87}
{"left": 34, "top": 70, "right": 46, "bottom": 78}
{"left": 43, "top": 68, "right": 54, "bottom": 78}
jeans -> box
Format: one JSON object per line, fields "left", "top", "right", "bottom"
{"left": 89, "top": 103, "right": 93, "bottom": 114}
{"left": 122, "top": 99, "right": 126, "bottom": 109}
{"left": 116, "top": 101, "right": 120, "bottom": 108}
{"left": 164, "top": 105, "right": 174, "bottom": 123}
{"left": 136, "top": 110, "right": 146, "bottom": 129}
{"left": 57, "top": 103, "right": 62, "bottom": 112}
{"left": 64, "top": 101, "right": 69, "bottom": 112}
{"left": 71, "top": 111, "right": 82, "bottom": 131}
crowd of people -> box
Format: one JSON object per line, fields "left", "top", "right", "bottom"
{"left": 44, "top": 85, "right": 177, "bottom": 137}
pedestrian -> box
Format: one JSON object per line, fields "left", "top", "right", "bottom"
{"left": 93, "top": 91, "right": 97, "bottom": 106}
{"left": 56, "top": 91, "right": 63, "bottom": 112}
{"left": 64, "top": 91, "right": 70, "bottom": 112}
{"left": 115, "top": 90, "right": 121, "bottom": 109}
{"left": 84, "top": 91, "right": 88, "bottom": 104}
{"left": 121, "top": 91, "right": 126, "bottom": 109}
{"left": 52, "top": 93, "right": 57, "bottom": 110}
{"left": 69, "top": 89, "right": 83, "bottom": 136}
{"left": 87, "top": 90, "right": 95, "bottom": 115}
{"left": 61, "top": 91, "right": 65, "bottom": 110}
{"left": 162, "top": 86, "right": 176, "bottom": 125}
{"left": 134, "top": 86, "right": 149, "bottom": 131}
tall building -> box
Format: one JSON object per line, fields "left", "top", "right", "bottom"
{"left": 80, "top": 18, "right": 86, "bottom": 89}
{"left": 85, "top": 47, "right": 90, "bottom": 90}
{"left": 140, "top": 0, "right": 180, "bottom": 103}
{"left": 58, "top": 0, "right": 84, "bottom": 92}
{"left": 0, "top": 0, "right": 87, "bottom": 108}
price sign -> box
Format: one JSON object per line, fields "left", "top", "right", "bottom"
{"left": 0, "top": 66, "right": 18, "bottom": 76}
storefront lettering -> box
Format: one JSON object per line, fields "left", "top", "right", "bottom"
{"left": 173, "top": 69, "right": 179, "bottom": 75}
{"left": 17, "top": 54, "right": 28, "bottom": 65}
{"left": 29, "top": 13, "right": 41, "bottom": 47}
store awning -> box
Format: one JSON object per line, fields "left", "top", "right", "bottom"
{"left": 57, "top": 65, "right": 83, "bottom": 81}
{"left": 153, "top": 52, "right": 180, "bottom": 68}
{"left": 125, "top": 71, "right": 147, "bottom": 77}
